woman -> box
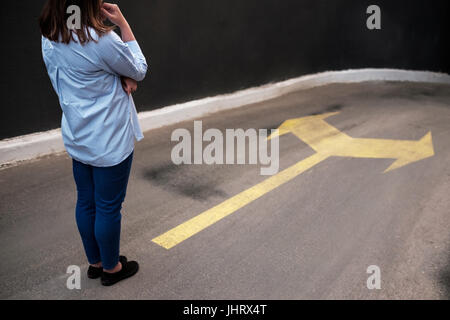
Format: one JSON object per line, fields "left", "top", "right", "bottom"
{"left": 40, "top": 0, "right": 148, "bottom": 286}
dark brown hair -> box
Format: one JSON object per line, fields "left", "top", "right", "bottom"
{"left": 39, "top": 0, "right": 114, "bottom": 44}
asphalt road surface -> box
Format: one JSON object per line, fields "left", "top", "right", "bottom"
{"left": 1, "top": 81, "right": 449, "bottom": 299}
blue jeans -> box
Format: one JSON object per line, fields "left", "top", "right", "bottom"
{"left": 72, "top": 151, "right": 133, "bottom": 270}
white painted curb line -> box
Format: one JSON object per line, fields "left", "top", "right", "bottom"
{"left": 1, "top": 68, "right": 449, "bottom": 167}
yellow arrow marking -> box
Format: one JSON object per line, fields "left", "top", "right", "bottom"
{"left": 268, "top": 112, "right": 434, "bottom": 172}
{"left": 152, "top": 112, "right": 434, "bottom": 249}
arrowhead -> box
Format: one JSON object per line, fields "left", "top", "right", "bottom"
{"left": 266, "top": 120, "right": 294, "bottom": 140}
{"left": 384, "top": 131, "right": 434, "bottom": 173}
{"left": 267, "top": 112, "right": 340, "bottom": 140}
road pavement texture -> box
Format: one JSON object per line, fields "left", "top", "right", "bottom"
{"left": 1, "top": 81, "right": 450, "bottom": 299}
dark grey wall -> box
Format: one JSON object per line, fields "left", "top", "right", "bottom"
{"left": 1, "top": 0, "right": 449, "bottom": 139}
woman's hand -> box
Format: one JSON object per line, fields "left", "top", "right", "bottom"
{"left": 101, "top": 2, "right": 136, "bottom": 42}
{"left": 121, "top": 77, "right": 137, "bottom": 95}
{"left": 101, "top": 3, "right": 127, "bottom": 28}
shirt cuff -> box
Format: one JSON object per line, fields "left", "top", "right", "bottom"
{"left": 125, "top": 40, "right": 143, "bottom": 55}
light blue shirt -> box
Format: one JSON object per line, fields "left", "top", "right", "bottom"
{"left": 41, "top": 28, "right": 148, "bottom": 167}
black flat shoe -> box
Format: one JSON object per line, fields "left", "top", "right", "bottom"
{"left": 101, "top": 258, "right": 139, "bottom": 286}
{"left": 87, "top": 256, "right": 127, "bottom": 279}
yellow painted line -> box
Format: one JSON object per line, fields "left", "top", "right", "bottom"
{"left": 153, "top": 111, "right": 435, "bottom": 249}
{"left": 152, "top": 152, "right": 329, "bottom": 249}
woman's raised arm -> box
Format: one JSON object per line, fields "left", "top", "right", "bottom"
{"left": 97, "top": 3, "right": 148, "bottom": 81}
